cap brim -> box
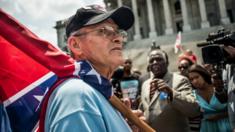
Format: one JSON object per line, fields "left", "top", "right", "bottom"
{"left": 85, "top": 6, "right": 134, "bottom": 30}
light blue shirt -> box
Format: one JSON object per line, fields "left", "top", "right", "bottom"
{"left": 1, "top": 104, "right": 12, "bottom": 132}
{"left": 45, "top": 78, "right": 131, "bottom": 132}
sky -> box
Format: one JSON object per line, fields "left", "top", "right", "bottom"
{"left": 0, "top": 0, "right": 105, "bottom": 46}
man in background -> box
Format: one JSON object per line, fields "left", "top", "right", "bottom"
{"left": 140, "top": 48, "right": 200, "bottom": 132}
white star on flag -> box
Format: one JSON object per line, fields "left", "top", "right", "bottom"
{"left": 34, "top": 94, "right": 45, "bottom": 112}
{"left": 34, "top": 95, "right": 44, "bottom": 102}
{"left": 34, "top": 87, "right": 49, "bottom": 111}
{"left": 87, "top": 68, "right": 102, "bottom": 84}
{"left": 174, "top": 31, "right": 182, "bottom": 54}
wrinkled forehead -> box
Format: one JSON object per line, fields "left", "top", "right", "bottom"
{"left": 149, "top": 50, "right": 166, "bottom": 60}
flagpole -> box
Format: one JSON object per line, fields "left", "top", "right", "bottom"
{"left": 110, "top": 96, "right": 156, "bottom": 132}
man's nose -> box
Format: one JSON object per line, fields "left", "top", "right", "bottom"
{"left": 112, "top": 35, "right": 125, "bottom": 44}
{"left": 152, "top": 60, "right": 158, "bottom": 64}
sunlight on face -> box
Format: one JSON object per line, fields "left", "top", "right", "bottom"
{"left": 78, "top": 19, "right": 125, "bottom": 69}
{"left": 149, "top": 50, "right": 168, "bottom": 78}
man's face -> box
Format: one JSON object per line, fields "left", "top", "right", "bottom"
{"left": 123, "top": 59, "right": 132, "bottom": 71}
{"left": 148, "top": 50, "right": 168, "bottom": 78}
{"left": 72, "top": 19, "right": 126, "bottom": 70}
{"left": 178, "top": 59, "right": 190, "bottom": 77}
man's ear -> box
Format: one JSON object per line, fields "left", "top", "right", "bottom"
{"left": 68, "top": 37, "right": 81, "bottom": 54}
{"left": 67, "top": 37, "right": 84, "bottom": 60}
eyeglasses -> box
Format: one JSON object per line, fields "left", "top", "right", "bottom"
{"left": 178, "top": 65, "right": 189, "bottom": 69}
{"left": 149, "top": 57, "right": 164, "bottom": 64}
{"left": 72, "top": 25, "right": 128, "bottom": 40}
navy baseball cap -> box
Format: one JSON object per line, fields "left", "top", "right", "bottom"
{"left": 65, "top": 5, "right": 134, "bottom": 37}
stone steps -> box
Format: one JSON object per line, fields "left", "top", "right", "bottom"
{"left": 124, "top": 23, "right": 235, "bottom": 73}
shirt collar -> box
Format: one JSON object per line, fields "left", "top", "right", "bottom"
{"left": 75, "top": 60, "right": 112, "bottom": 99}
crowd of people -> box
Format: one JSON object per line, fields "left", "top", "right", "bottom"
{"left": 111, "top": 45, "right": 235, "bottom": 132}
{"left": 2, "top": 4, "right": 235, "bottom": 132}
{"left": 111, "top": 40, "right": 235, "bottom": 132}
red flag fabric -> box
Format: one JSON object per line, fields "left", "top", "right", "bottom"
{"left": 0, "top": 35, "right": 58, "bottom": 131}
{"left": 0, "top": 9, "right": 76, "bottom": 78}
{"left": 0, "top": 35, "right": 53, "bottom": 102}
{"left": 174, "top": 31, "right": 182, "bottom": 54}
{"left": 0, "top": 9, "right": 78, "bottom": 131}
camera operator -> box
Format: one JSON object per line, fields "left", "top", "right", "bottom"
{"left": 198, "top": 29, "right": 235, "bottom": 131}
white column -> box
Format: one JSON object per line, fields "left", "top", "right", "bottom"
{"left": 163, "top": 0, "right": 173, "bottom": 35}
{"left": 218, "top": 0, "right": 230, "bottom": 25}
{"left": 198, "top": 0, "right": 210, "bottom": 28}
{"left": 146, "top": 0, "right": 157, "bottom": 38}
{"left": 117, "top": 0, "right": 122, "bottom": 7}
{"left": 180, "top": 0, "right": 191, "bottom": 31}
{"left": 131, "top": 0, "right": 141, "bottom": 40}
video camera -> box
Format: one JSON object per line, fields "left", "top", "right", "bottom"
{"left": 197, "top": 28, "right": 235, "bottom": 65}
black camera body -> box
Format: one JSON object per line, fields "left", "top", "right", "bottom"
{"left": 201, "top": 45, "right": 225, "bottom": 64}
{"left": 197, "top": 28, "right": 235, "bottom": 65}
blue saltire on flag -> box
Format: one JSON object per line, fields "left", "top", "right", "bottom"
{"left": 4, "top": 73, "right": 57, "bottom": 131}
{"left": 0, "top": 34, "right": 58, "bottom": 131}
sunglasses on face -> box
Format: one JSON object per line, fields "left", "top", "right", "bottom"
{"left": 178, "top": 65, "right": 189, "bottom": 69}
{"left": 72, "top": 25, "right": 128, "bottom": 40}
{"left": 149, "top": 57, "right": 165, "bottom": 64}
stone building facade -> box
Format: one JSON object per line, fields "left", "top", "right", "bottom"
{"left": 104, "top": 0, "right": 234, "bottom": 40}
{"left": 55, "top": 0, "right": 235, "bottom": 72}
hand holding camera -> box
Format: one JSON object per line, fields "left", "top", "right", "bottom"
{"left": 197, "top": 28, "right": 235, "bottom": 65}
{"left": 211, "top": 73, "right": 224, "bottom": 92}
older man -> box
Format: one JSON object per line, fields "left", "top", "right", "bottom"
{"left": 43, "top": 5, "right": 135, "bottom": 132}
{"left": 140, "top": 49, "right": 200, "bottom": 132}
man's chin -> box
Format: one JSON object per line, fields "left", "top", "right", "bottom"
{"left": 153, "top": 72, "right": 165, "bottom": 78}
{"left": 110, "top": 57, "right": 124, "bottom": 66}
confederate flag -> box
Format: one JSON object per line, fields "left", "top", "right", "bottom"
{"left": 0, "top": 9, "right": 77, "bottom": 131}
